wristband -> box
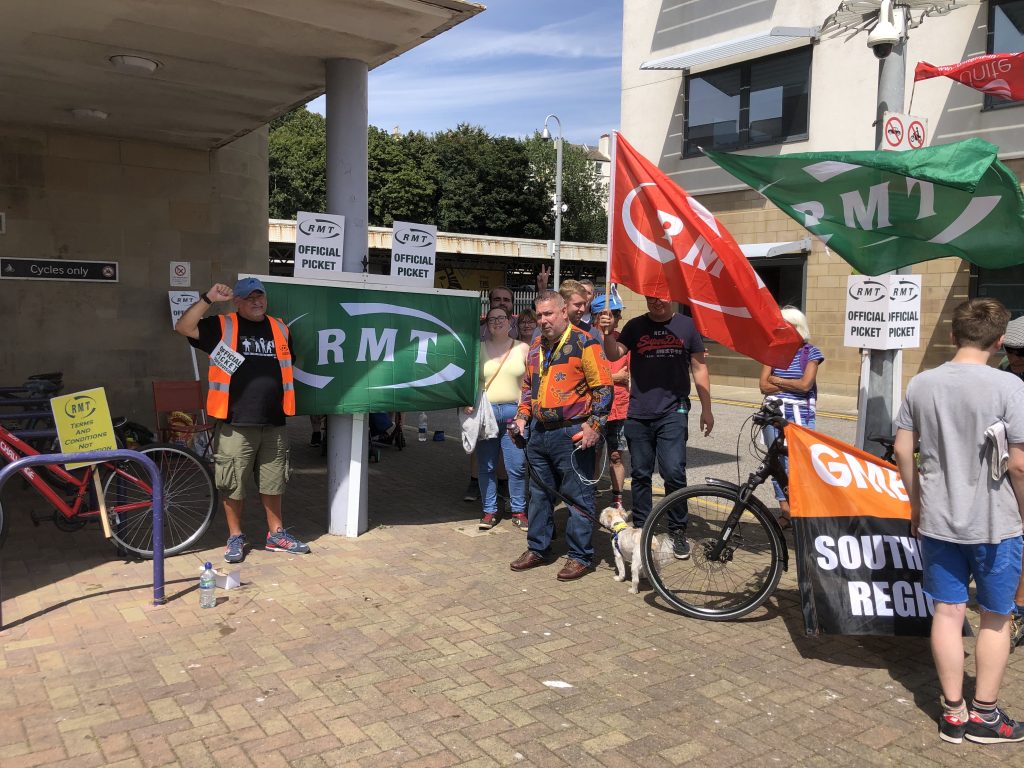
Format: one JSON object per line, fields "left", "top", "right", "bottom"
{"left": 200, "top": 294, "right": 213, "bottom": 304}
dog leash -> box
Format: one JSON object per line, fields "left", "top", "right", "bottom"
{"left": 519, "top": 440, "right": 604, "bottom": 528}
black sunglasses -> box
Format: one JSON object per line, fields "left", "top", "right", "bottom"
{"left": 1006, "top": 346, "right": 1024, "bottom": 355}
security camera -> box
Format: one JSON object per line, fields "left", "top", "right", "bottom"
{"left": 867, "top": 0, "right": 903, "bottom": 60}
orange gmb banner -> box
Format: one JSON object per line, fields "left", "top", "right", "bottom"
{"left": 785, "top": 424, "right": 910, "bottom": 520}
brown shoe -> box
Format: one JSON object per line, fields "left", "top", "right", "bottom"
{"left": 510, "top": 550, "right": 546, "bottom": 571}
{"left": 556, "top": 558, "right": 590, "bottom": 581}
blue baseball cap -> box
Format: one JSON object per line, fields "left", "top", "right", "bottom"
{"left": 233, "top": 277, "right": 265, "bottom": 298}
{"left": 591, "top": 289, "right": 623, "bottom": 312}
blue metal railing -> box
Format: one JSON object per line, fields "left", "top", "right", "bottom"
{"left": 0, "top": 450, "right": 165, "bottom": 629}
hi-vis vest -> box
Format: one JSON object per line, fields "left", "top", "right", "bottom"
{"left": 207, "top": 313, "right": 296, "bottom": 420}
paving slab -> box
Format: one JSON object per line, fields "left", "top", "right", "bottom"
{"left": 0, "top": 395, "right": 1019, "bottom": 767}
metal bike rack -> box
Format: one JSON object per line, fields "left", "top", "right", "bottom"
{"left": 0, "top": 449, "right": 165, "bottom": 630}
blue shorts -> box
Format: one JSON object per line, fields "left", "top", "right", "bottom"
{"left": 605, "top": 420, "right": 627, "bottom": 453}
{"left": 921, "top": 535, "right": 1023, "bottom": 615}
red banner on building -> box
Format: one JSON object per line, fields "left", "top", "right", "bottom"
{"left": 915, "top": 52, "right": 1024, "bottom": 101}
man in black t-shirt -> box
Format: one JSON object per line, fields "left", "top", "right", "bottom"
{"left": 598, "top": 297, "right": 714, "bottom": 556}
{"left": 175, "top": 277, "right": 309, "bottom": 563}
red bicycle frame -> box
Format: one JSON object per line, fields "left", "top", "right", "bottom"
{"left": 0, "top": 424, "right": 152, "bottom": 522}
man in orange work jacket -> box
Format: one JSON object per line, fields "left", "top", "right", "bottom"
{"left": 175, "top": 277, "right": 309, "bottom": 564}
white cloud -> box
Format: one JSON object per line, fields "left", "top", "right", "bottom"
{"left": 427, "top": 16, "right": 621, "bottom": 62}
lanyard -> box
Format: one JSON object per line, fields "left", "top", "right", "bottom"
{"left": 540, "top": 326, "right": 572, "bottom": 381}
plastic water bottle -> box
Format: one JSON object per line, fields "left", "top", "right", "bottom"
{"left": 199, "top": 562, "right": 216, "bottom": 609}
{"left": 418, "top": 412, "right": 428, "bottom": 442}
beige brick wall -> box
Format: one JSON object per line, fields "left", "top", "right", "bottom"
{"left": 614, "top": 188, "right": 972, "bottom": 401}
{"left": 0, "top": 125, "right": 268, "bottom": 422}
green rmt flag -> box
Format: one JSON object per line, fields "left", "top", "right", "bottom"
{"left": 706, "top": 139, "right": 1024, "bottom": 275}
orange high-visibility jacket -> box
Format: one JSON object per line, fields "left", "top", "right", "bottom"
{"left": 207, "top": 313, "right": 296, "bottom": 420}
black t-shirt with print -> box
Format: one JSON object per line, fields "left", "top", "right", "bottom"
{"left": 189, "top": 315, "right": 288, "bottom": 426}
{"left": 617, "top": 313, "right": 705, "bottom": 420}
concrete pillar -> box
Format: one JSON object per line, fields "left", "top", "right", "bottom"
{"left": 325, "top": 58, "right": 369, "bottom": 536}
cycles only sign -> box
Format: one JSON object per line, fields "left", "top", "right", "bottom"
{"left": 844, "top": 274, "right": 922, "bottom": 350}
{"left": 1, "top": 257, "right": 118, "bottom": 282}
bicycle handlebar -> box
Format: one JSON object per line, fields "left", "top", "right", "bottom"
{"left": 752, "top": 401, "right": 789, "bottom": 430}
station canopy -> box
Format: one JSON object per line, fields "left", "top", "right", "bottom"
{"left": 0, "top": 0, "right": 481, "bottom": 149}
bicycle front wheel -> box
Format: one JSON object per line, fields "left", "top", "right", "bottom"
{"left": 640, "top": 484, "right": 784, "bottom": 621}
{"left": 102, "top": 443, "right": 217, "bottom": 558}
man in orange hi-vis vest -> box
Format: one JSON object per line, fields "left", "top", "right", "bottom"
{"left": 175, "top": 277, "right": 307, "bottom": 564}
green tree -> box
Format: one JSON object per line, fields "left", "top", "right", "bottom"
{"left": 524, "top": 132, "right": 608, "bottom": 244}
{"left": 268, "top": 110, "right": 608, "bottom": 243}
{"left": 367, "top": 127, "right": 436, "bottom": 226}
{"left": 268, "top": 108, "right": 326, "bottom": 219}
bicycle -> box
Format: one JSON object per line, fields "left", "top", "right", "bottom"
{"left": 638, "top": 403, "right": 906, "bottom": 620}
{"left": 639, "top": 401, "right": 791, "bottom": 621}
{"left": 0, "top": 417, "right": 217, "bottom": 558}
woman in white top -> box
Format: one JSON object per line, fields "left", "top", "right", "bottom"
{"left": 466, "top": 308, "right": 530, "bottom": 530}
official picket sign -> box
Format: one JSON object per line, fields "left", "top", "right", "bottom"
{"left": 168, "top": 290, "right": 200, "bottom": 329}
{"left": 844, "top": 274, "right": 922, "bottom": 350}
{"left": 293, "top": 211, "right": 346, "bottom": 280}
{"left": 785, "top": 424, "right": 934, "bottom": 637}
{"left": 260, "top": 275, "right": 479, "bottom": 414}
{"left": 1, "top": 256, "right": 118, "bottom": 282}
{"left": 50, "top": 387, "right": 118, "bottom": 470}
{"left": 389, "top": 221, "right": 437, "bottom": 286}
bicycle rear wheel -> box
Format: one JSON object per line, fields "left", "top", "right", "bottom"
{"left": 102, "top": 443, "right": 217, "bottom": 558}
{"left": 640, "top": 484, "right": 784, "bottom": 621}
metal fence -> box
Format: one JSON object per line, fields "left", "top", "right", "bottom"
{"left": 479, "top": 289, "right": 536, "bottom": 316}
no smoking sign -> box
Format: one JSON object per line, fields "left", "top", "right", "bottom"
{"left": 169, "top": 260, "right": 191, "bottom": 287}
{"left": 882, "top": 111, "right": 928, "bottom": 151}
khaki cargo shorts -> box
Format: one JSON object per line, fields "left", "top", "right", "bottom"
{"left": 214, "top": 423, "right": 290, "bottom": 500}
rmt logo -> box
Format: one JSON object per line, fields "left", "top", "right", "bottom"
{"left": 849, "top": 280, "right": 886, "bottom": 302}
{"left": 64, "top": 396, "right": 96, "bottom": 419}
{"left": 298, "top": 218, "right": 342, "bottom": 239}
{"left": 394, "top": 226, "right": 435, "bottom": 248}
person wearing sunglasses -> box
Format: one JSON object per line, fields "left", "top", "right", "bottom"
{"left": 466, "top": 308, "right": 530, "bottom": 530}
{"left": 1000, "top": 316, "right": 1024, "bottom": 383}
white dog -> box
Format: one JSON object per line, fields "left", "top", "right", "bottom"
{"left": 599, "top": 506, "right": 676, "bottom": 594}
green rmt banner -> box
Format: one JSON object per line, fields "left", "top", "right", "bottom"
{"left": 706, "top": 138, "right": 1024, "bottom": 276}
{"left": 259, "top": 276, "right": 480, "bottom": 415}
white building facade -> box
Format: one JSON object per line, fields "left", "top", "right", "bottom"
{"left": 621, "top": 0, "right": 1024, "bottom": 396}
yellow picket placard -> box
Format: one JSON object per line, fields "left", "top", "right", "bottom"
{"left": 50, "top": 387, "right": 118, "bottom": 469}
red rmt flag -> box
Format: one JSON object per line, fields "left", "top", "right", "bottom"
{"left": 915, "top": 53, "right": 1024, "bottom": 101}
{"left": 608, "top": 132, "right": 803, "bottom": 368}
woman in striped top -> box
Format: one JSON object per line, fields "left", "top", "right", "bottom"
{"left": 758, "top": 306, "right": 825, "bottom": 527}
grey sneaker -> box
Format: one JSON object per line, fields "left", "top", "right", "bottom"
{"left": 463, "top": 479, "right": 480, "bottom": 502}
{"left": 224, "top": 534, "right": 246, "bottom": 563}
{"left": 265, "top": 528, "right": 310, "bottom": 554}
{"left": 672, "top": 531, "right": 691, "bottom": 560}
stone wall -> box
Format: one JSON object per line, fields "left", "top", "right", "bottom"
{"left": 0, "top": 126, "right": 268, "bottom": 422}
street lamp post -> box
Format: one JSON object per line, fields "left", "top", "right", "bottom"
{"left": 541, "top": 114, "right": 563, "bottom": 290}
{"left": 858, "top": 0, "right": 908, "bottom": 456}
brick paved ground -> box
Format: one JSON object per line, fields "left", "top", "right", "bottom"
{"left": 1, "top": 396, "right": 1022, "bottom": 767}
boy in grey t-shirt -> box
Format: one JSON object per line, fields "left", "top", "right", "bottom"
{"left": 895, "top": 298, "right": 1024, "bottom": 745}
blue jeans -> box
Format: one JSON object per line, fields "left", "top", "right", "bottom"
{"left": 525, "top": 423, "right": 596, "bottom": 566}
{"left": 762, "top": 417, "right": 814, "bottom": 501}
{"left": 476, "top": 402, "right": 527, "bottom": 515}
{"left": 624, "top": 410, "right": 689, "bottom": 529}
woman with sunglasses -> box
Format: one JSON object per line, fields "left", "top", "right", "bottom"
{"left": 465, "top": 308, "right": 530, "bottom": 530}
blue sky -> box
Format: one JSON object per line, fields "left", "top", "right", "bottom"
{"left": 307, "top": 0, "right": 622, "bottom": 146}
